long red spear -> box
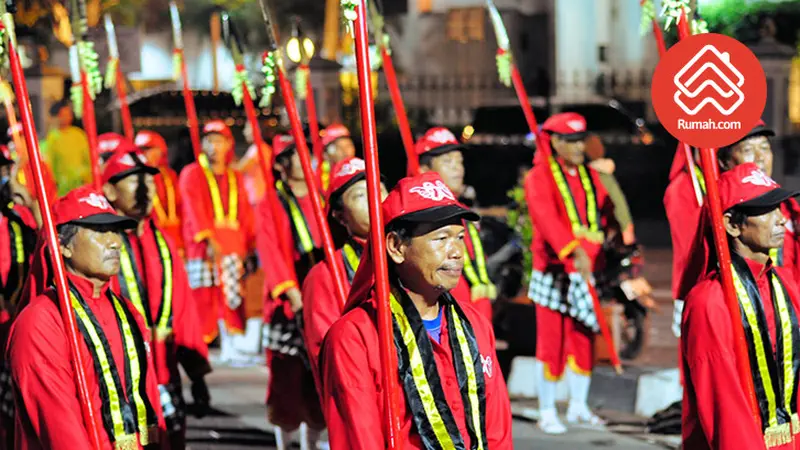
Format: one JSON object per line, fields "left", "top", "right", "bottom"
{"left": 255, "top": 1, "right": 349, "bottom": 310}
{"left": 640, "top": 0, "right": 702, "bottom": 207}
{"left": 670, "top": 6, "right": 759, "bottom": 421}
{"left": 367, "top": 0, "right": 417, "bottom": 175}
{"left": 347, "top": 0, "right": 404, "bottom": 446}
{"left": 1, "top": 8, "right": 103, "bottom": 449}
{"left": 104, "top": 14, "right": 134, "bottom": 140}
{"left": 170, "top": 1, "right": 202, "bottom": 161}
{"left": 487, "top": 0, "right": 623, "bottom": 373}
{"left": 71, "top": 0, "right": 101, "bottom": 190}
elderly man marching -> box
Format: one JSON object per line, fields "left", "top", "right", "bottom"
{"left": 682, "top": 163, "right": 800, "bottom": 450}
{"left": 415, "top": 127, "right": 496, "bottom": 321}
{"left": 101, "top": 142, "right": 211, "bottom": 449}
{"left": 525, "top": 112, "right": 616, "bottom": 434}
{"left": 178, "top": 120, "right": 258, "bottom": 364}
{"left": 321, "top": 171, "right": 513, "bottom": 449}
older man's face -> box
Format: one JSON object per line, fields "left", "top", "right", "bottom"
{"left": 388, "top": 217, "right": 466, "bottom": 294}
{"left": 61, "top": 225, "right": 124, "bottom": 281}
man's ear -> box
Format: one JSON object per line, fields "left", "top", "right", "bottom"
{"left": 724, "top": 212, "right": 742, "bottom": 238}
{"left": 418, "top": 164, "right": 430, "bottom": 174}
{"left": 60, "top": 243, "right": 72, "bottom": 259}
{"left": 102, "top": 183, "right": 117, "bottom": 203}
{"left": 386, "top": 232, "right": 407, "bottom": 265}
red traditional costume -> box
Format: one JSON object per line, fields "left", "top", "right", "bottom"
{"left": 415, "top": 127, "right": 495, "bottom": 321}
{"left": 6, "top": 186, "right": 166, "bottom": 450}
{"left": 321, "top": 172, "right": 513, "bottom": 449}
{"left": 318, "top": 124, "right": 352, "bottom": 192}
{"left": 102, "top": 146, "right": 211, "bottom": 449}
{"left": 135, "top": 130, "right": 184, "bottom": 253}
{"left": 6, "top": 125, "right": 57, "bottom": 203}
{"left": 179, "top": 120, "right": 256, "bottom": 344}
{"left": 302, "top": 157, "right": 369, "bottom": 392}
{"left": 524, "top": 113, "right": 614, "bottom": 433}
{"left": 682, "top": 163, "right": 800, "bottom": 450}
{"left": 254, "top": 134, "right": 324, "bottom": 433}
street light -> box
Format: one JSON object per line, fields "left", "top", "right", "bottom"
{"left": 286, "top": 19, "right": 315, "bottom": 64}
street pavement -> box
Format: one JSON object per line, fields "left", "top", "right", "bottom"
{"left": 184, "top": 247, "right": 680, "bottom": 449}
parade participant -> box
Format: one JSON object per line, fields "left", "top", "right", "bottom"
{"left": 416, "top": 126, "right": 495, "bottom": 320}
{"left": 7, "top": 186, "right": 166, "bottom": 449}
{"left": 319, "top": 124, "right": 356, "bottom": 191}
{"left": 681, "top": 163, "right": 800, "bottom": 450}
{"left": 134, "top": 130, "right": 184, "bottom": 253}
{"left": 6, "top": 124, "right": 57, "bottom": 205}
{"left": 41, "top": 99, "right": 91, "bottom": 196}
{"left": 102, "top": 144, "right": 211, "bottom": 449}
{"left": 179, "top": 120, "right": 258, "bottom": 363}
{"left": 525, "top": 112, "right": 615, "bottom": 434}
{"left": 255, "top": 133, "right": 324, "bottom": 449}
{"left": 235, "top": 122, "right": 271, "bottom": 205}
{"left": 301, "top": 157, "right": 388, "bottom": 391}
{"left": 321, "top": 171, "right": 513, "bottom": 449}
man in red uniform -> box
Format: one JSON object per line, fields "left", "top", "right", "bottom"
{"left": 416, "top": 127, "right": 495, "bottom": 321}
{"left": 525, "top": 112, "right": 614, "bottom": 434}
{"left": 301, "top": 156, "right": 387, "bottom": 392}
{"left": 5, "top": 124, "right": 57, "bottom": 205}
{"left": 179, "top": 120, "right": 258, "bottom": 364}
{"left": 319, "top": 124, "right": 356, "bottom": 191}
{"left": 235, "top": 122, "right": 271, "bottom": 205}
{"left": 321, "top": 171, "right": 513, "bottom": 449}
{"left": 101, "top": 144, "right": 211, "bottom": 449}
{"left": 682, "top": 162, "right": 800, "bottom": 450}
{"left": 7, "top": 186, "right": 166, "bottom": 449}
{"left": 255, "top": 134, "right": 324, "bottom": 449}
{"left": 134, "top": 130, "right": 184, "bottom": 254}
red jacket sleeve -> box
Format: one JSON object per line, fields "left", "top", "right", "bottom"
{"left": 322, "top": 319, "right": 385, "bottom": 450}
{"left": 235, "top": 171, "right": 257, "bottom": 251}
{"left": 525, "top": 165, "right": 580, "bottom": 261}
{"left": 301, "top": 259, "right": 343, "bottom": 393}
{"left": 665, "top": 174, "right": 703, "bottom": 300}
{"left": 483, "top": 324, "right": 514, "bottom": 449}
{"left": 255, "top": 197, "right": 297, "bottom": 300}
{"left": 682, "top": 280, "right": 765, "bottom": 450}
{"left": 7, "top": 298, "right": 93, "bottom": 449}
{"left": 178, "top": 164, "right": 215, "bottom": 246}
{"left": 171, "top": 239, "right": 212, "bottom": 380}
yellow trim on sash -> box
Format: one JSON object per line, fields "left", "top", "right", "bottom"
{"left": 154, "top": 230, "right": 174, "bottom": 341}
{"left": 119, "top": 244, "right": 146, "bottom": 320}
{"left": 450, "top": 310, "right": 486, "bottom": 450}
{"left": 270, "top": 280, "right": 298, "bottom": 299}
{"left": 548, "top": 157, "right": 604, "bottom": 244}
{"left": 152, "top": 169, "right": 178, "bottom": 226}
{"left": 199, "top": 154, "right": 239, "bottom": 229}
{"left": 342, "top": 242, "right": 360, "bottom": 272}
{"left": 10, "top": 221, "right": 22, "bottom": 264}
{"left": 71, "top": 294, "right": 132, "bottom": 445}
{"left": 389, "top": 294, "right": 456, "bottom": 448}
{"left": 276, "top": 181, "right": 315, "bottom": 254}
{"left": 321, "top": 160, "right": 331, "bottom": 191}
{"left": 694, "top": 165, "right": 707, "bottom": 194}
{"left": 462, "top": 223, "right": 496, "bottom": 301}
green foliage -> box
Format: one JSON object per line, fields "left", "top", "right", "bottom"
{"left": 506, "top": 175, "right": 532, "bottom": 287}
{"left": 699, "top": 0, "right": 800, "bottom": 46}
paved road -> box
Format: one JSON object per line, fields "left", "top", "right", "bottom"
{"left": 184, "top": 364, "right": 673, "bottom": 450}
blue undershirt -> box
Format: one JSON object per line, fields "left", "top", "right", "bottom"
{"left": 423, "top": 307, "right": 444, "bottom": 344}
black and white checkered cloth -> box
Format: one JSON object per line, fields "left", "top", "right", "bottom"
{"left": 528, "top": 269, "right": 600, "bottom": 332}
{"left": 186, "top": 258, "right": 218, "bottom": 289}
{"left": 160, "top": 383, "right": 186, "bottom": 433}
{"left": 0, "top": 361, "right": 13, "bottom": 421}
{"left": 219, "top": 254, "right": 244, "bottom": 311}
{"left": 266, "top": 307, "right": 307, "bottom": 363}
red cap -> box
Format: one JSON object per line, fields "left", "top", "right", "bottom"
{"left": 731, "top": 119, "right": 775, "bottom": 146}
{"left": 414, "top": 127, "right": 462, "bottom": 157}
{"left": 541, "top": 112, "right": 588, "bottom": 141}
{"left": 202, "top": 120, "right": 233, "bottom": 140}
{"left": 719, "top": 162, "right": 798, "bottom": 212}
{"left": 326, "top": 157, "right": 367, "bottom": 204}
{"left": 383, "top": 172, "right": 479, "bottom": 225}
{"left": 320, "top": 124, "right": 351, "bottom": 148}
{"left": 0, "top": 145, "right": 12, "bottom": 165}
{"left": 97, "top": 132, "right": 129, "bottom": 156}
{"left": 52, "top": 185, "right": 136, "bottom": 228}
{"left": 7, "top": 123, "right": 21, "bottom": 138}
{"left": 134, "top": 130, "right": 167, "bottom": 152}
{"left": 272, "top": 134, "right": 310, "bottom": 157}
{"left": 101, "top": 147, "right": 159, "bottom": 185}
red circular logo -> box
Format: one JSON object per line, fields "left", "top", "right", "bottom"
{"left": 651, "top": 33, "right": 766, "bottom": 148}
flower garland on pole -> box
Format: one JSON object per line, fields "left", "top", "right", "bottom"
{"left": 71, "top": 0, "right": 101, "bottom": 189}
{"left": 103, "top": 13, "right": 134, "bottom": 140}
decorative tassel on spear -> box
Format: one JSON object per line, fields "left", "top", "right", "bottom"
{"left": 255, "top": 0, "right": 350, "bottom": 309}
{"left": 486, "top": 0, "right": 623, "bottom": 374}
{"left": 170, "top": 1, "right": 202, "bottom": 161}
{"left": 343, "top": 0, "right": 404, "bottom": 446}
{"left": 0, "top": 3, "right": 104, "bottom": 448}
{"left": 103, "top": 13, "right": 134, "bottom": 140}
{"left": 369, "top": 0, "right": 418, "bottom": 175}
{"left": 71, "top": 0, "right": 101, "bottom": 190}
